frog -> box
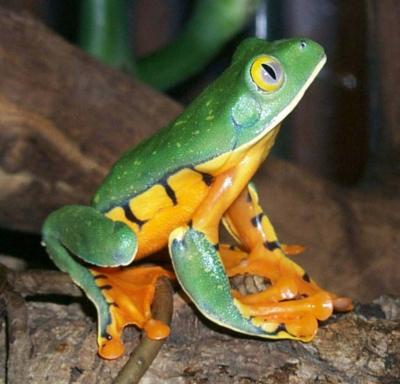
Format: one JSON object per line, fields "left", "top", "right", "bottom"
{"left": 42, "top": 37, "right": 353, "bottom": 360}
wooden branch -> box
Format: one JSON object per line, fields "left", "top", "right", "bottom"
{"left": 1, "top": 264, "right": 399, "bottom": 383}
{"left": 0, "top": 265, "right": 30, "bottom": 383}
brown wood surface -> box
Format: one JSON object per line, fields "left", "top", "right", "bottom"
{"left": 1, "top": 267, "right": 400, "bottom": 384}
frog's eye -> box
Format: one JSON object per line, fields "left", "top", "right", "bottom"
{"left": 250, "top": 55, "right": 284, "bottom": 93}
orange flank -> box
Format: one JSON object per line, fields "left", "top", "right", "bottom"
{"left": 106, "top": 168, "right": 210, "bottom": 258}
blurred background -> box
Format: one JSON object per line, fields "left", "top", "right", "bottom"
{"left": 0, "top": 0, "right": 398, "bottom": 300}
{"left": 1, "top": 0, "right": 392, "bottom": 183}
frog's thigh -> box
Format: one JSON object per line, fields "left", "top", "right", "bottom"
{"left": 169, "top": 165, "right": 270, "bottom": 336}
{"left": 222, "top": 183, "right": 353, "bottom": 318}
{"left": 42, "top": 205, "right": 172, "bottom": 359}
{"left": 222, "top": 183, "right": 312, "bottom": 285}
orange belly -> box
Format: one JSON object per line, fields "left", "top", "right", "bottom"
{"left": 105, "top": 168, "right": 211, "bottom": 259}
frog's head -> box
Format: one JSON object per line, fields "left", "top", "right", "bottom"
{"left": 226, "top": 37, "right": 326, "bottom": 147}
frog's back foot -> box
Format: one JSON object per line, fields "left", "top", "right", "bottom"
{"left": 169, "top": 227, "right": 352, "bottom": 341}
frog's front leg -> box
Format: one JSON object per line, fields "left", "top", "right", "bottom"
{"left": 169, "top": 140, "right": 281, "bottom": 336}
{"left": 42, "top": 205, "right": 171, "bottom": 359}
{"left": 221, "top": 182, "right": 353, "bottom": 339}
{"left": 169, "top": 171, "right": 267, "bottom": 335}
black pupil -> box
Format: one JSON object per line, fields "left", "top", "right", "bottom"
{"left": 262, "top": 63, "right": 277, "bottom": 80}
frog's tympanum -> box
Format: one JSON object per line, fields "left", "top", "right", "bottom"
{"left": 42, "top": 38, "right": 352, "bottom": 359}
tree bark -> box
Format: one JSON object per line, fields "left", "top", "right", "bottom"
{"left": 1, "top": 267, "right": 400, "bottom": 383}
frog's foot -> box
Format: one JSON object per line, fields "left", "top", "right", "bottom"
{"left": 169, "top": 227, "right": 268, "bottom": 336}
{"left": 219, "top": 243, "right": 353, "bottom": 339}
{"left": 90, "top": 265, "right": 173, "bottom": 359}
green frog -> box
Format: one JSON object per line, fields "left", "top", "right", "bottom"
{"left": 42, "top": 37, "right": 352, "bottom": 360}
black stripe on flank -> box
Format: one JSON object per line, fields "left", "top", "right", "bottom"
{"left": 99, "top": 284, "right": 112, "bottom": 290}
{"left": 201, "top": 172, "right": 214, "bottom": 186}
{"left": 251, "top": 213, "right": 264, "bottom": 228}
{"left": 302, "top": 273, "right": 311, "bottom": 282}
{"left": 93, "top": 274, "right": 107, "bottom": 280}
{"left": 263, "top": 241, "right": 280, "bottom": 251}
{"left": 162, "top": 180, "right": 178, "bottom": 205}
{"left": 108, "top": 302, "right": 120, "bottom": 308}
{"left": 275, "top": 323, "right": 287, "bottom": 334}
{"left": 213, "top": 243, "right": 220, "bottom": 251}
{"left": 192, "top": 168, "right": 214, "bottom": 186}
{"left": 123, "top": 203, "right": 147, "bottom": 228}
{"left": 229, "top": 244, "right": 237, "bottom": 251}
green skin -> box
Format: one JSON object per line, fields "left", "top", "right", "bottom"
{"left": 42, "top": 38, "right": 326, "bottom": 343}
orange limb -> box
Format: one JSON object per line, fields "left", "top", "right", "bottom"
{"left": 281, "top": 243, "right": 305, "bottom": 256}
{"left": 220, "top": 184, "right": 352, "bottom": 338}
{"left": 90, "top": 265, "right": 174, "bottom": 359}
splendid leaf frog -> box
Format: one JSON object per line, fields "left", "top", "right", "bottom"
{"left": 42, "top": 37, "right": 352, "bottom": 360}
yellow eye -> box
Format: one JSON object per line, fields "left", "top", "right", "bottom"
{"left": 250, "top": 55, "right": 284, "bottom": 92}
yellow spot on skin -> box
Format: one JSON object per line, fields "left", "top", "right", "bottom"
{"left": 206, "top": 115, "right": 214, "bottom": 121}
{"left": 130, "top": 184, "right": 173, "bottom": 221}
{"left": 176, "top": 142, "right": 181, "bottom": 148}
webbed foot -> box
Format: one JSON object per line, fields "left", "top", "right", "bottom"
{"left": 90, "top": 265, "right": 173, "bottom": 359}
{"left": 220, "top": 243, "right": 353, "bottom": 340}
{"left": 170, "top": 227, "right": 352, "bottom": 341}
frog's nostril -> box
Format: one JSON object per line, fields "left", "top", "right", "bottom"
{"left": 300, "top": 40, "right": 307, "bottom": 49}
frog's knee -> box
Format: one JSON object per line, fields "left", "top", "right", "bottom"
{"left": 42, "top": 205, "right": 137, "bottom": 267}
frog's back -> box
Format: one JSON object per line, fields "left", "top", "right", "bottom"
{"left": 92, "top": 105, "right": 236, "bottom": 258}
{"left": 92, "top": 75, "right": 239, "bottom": 215}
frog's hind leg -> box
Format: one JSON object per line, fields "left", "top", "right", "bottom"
{"left": 221, "top": 182, "right": 353, "bottom": 339}
{"left": 42, "top": 205, "right": 172, "bottom": 359}
{"left": 169, "top": 160, "right": 275, "bottom": 337}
